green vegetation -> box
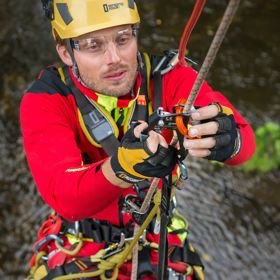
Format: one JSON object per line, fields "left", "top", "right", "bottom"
{"left": 243, "top": 122, "right": 280, "bottom": 173}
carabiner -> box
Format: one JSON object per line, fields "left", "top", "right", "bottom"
{"left": 33, "top": 234, "right": 63, "bottom": 254}
{"left": 124, "top": 194, "right": 141, "bottom": 213}
{"left": 174, "top": 160, "right": 188, "bottom": 190}
{"left": 33, "top": 234, "right": 64, "bottom": 261}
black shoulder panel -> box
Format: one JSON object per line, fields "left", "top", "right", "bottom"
{"left": 26, "top": 66, "right": 71, "bottom": 96}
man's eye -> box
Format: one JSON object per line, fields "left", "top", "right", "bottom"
{"left": 116, "top": 35, "right": 131, "bottom": 45}
{"left": 85, "top": 39, "right": 104, "bottom": 52}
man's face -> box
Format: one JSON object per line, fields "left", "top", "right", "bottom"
{"left": 73, "top": 25, "right": 138, "bottom": 97}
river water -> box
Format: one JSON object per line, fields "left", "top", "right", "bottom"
{"left": 0, "top": 1, "right": 279, "bottom": 279}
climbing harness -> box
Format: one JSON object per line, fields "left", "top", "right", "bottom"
{"left": 28, "top": 50, "right": 204, "bottom": 279}
{"left": 28, "top": 190, "right": 203, "bottom": 279}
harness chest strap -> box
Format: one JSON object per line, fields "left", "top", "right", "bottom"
{"left": 57, "top": 50, "right": 182, "bottom": 157}
{"left": 60, "top": 66, "right": 120, "bottom": 156}
{"left": 58, "top": 52, "right": 152, "bottom": 156}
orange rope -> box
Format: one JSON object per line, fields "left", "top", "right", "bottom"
{"left": 178, "top": 0, "right": 206, "bottom": 66}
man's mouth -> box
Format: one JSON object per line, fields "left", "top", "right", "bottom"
{"left": 104, "top": 70, "right": 127, "bottom": 81}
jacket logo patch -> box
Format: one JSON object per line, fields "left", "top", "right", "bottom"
{"left": 103, "top": 3, "right": 124, "bottom": 12}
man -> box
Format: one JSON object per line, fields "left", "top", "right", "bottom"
{"left": 21, "top": 0, "right": 255, "bottom": 279}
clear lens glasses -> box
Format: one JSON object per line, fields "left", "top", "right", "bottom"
{"left": 71, "top": 28, "right": 137, "bottom": 56}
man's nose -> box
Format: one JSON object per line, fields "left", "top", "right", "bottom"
{"left": 104, "top": 42, "right": 121, "bottom": 64}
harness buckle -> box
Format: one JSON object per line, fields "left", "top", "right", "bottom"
{"left": 123, "top": 194, "right": 141, "bottom": 213}
{"left": 83, "top": 106, "right": 115, "bottom": 143}
{"left": 167, "top": 268, "right": 185, "bottom": 280}
{"left": 117, "top": 230, "right": 147, "bottom": 249}
{"left": 74, "top": 221, "right": 80, "bottom": 237}
{"left": 118, "top": 232, "right": 126, "bottom": 248}
{"left": 132, "top": 209, "right": 150, "bottom": 225}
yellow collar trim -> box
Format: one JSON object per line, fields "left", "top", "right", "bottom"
{"left": 96, "top": 89, "right": 140, "bottom": 113}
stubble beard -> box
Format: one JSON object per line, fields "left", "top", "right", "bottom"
{"left": 80, "top": 63, "right": 139, "bottom": 97}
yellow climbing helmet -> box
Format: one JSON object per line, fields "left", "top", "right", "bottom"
{"left": 48, "top": 0, "right": 140, "bottom": 39}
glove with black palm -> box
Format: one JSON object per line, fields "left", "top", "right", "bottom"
{"left": 205, "top": 103, "right": 241, "bottom": 162}
{"left": 111, "top": 124, "right": 177, "bottom": 184}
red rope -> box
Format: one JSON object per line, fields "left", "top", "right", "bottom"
{"left": 178, "top": 0, "right": 206, "bottom": 66}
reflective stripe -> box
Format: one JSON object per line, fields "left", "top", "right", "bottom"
{"left": 58, "top": 67, "right": 66, "bottom": 84}
{"left": 78, "top": 109, "right": 101, "bottom": 147}
{"left": 142, "top": 52, "right": 154, "bottom": 116}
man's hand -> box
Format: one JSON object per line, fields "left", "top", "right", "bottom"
{"left": 183, "top": 104, "right": 240, "bottom": 162}
{"left": 110, "top": 122, "right": 177, "bottom": 184}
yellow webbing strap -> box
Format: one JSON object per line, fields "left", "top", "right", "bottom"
{"left": 54, "top": 234, "right": 83, "bottom": 256}
{"left": 77, "top": 100, "right": 120, "bottom": 148}
{"left": 58, "top": 67, "right": 66, "bottom": 84}
{"left": 116, "top": 189, "right": 161, "bottom": 268}
{"left": 142, "top": 52, "right": 153, "bottom": 115}
{"left": 29, "top": 190, "right": 203, "bottom": 280}
{"left": 50, "top": 190, "right": 162, "bottom": 280}
{"left": 58, "top": 66, "right": 120, "bottom": 148}
{"left": 194, "top": 265, "right": 205, "bottom": 280}
{"left": 28, "top": 251, "right": 48, "bottom": 280}
{"left": 32, "top": 264, "right": 48, "bottom": 280}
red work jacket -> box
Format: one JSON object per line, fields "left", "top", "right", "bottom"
{"left": 20, "top": 63, "right": 255, "bottom": 223}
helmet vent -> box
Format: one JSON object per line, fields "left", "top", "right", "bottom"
{"left": 128, "top": 0, "right": 135, "bottom": 9}
{"left": 56, "top": 3, "right": 73, "bottom": 25}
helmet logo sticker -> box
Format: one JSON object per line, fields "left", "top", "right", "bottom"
{"left": 103, "top": 3, "right": 124, "bottom": 13}
{"left": 56, "top": 3, "right": 73, "bottom": 25}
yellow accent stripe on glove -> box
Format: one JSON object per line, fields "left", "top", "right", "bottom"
{"left": 118, "top": 147, "right": 150, "bottom": 179}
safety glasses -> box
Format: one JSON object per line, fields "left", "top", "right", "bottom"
{"left": 71, "top": 27, "right": 137, "bottom": 56}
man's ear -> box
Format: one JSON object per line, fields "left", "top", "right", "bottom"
{"left": 56, "top": 44, "right": 73, "bottom": 66}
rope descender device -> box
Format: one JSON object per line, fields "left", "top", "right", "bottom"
{"left": 141, "top": 98, "right": 192, "bottom": 138}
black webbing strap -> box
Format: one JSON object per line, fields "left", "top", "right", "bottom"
{"left": 170, "top": 239, "right": 204, "bottom": 268}
{"left": 157, "top": 175, "right": 173, "bottom": 279}
{"left": 153, "top": 69, "right": 163, "bottom": 110}
{"left": 137, "top": 246, "right": 157, "bottom": 277}
{"left": 42, "top": 258, "right": 95, "bottom": 280}
{"left": 62, "top": 66, "right": 120, "bottom": 156}
{"left": 43, "top": 247, "right": 157, "bottom": 280}
{"left": 130, "top": 53, "right": 150, "bottom": 123}
{"left": 62, "top": 218, "right": 134, "bottom": 243}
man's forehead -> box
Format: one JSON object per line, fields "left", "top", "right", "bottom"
{"left": 74, "top": 24, "right": 131, "bottom": 40}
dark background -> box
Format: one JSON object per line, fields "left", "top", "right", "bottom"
{"left": 0, "top": 0, "right": 279, "bottom": 279}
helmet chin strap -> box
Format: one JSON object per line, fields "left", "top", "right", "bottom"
{"left": 65, "top": 39, "right": 89, "bottom": 87}
{"left": 137, "top": 51, "right": 144, "bottom": 71}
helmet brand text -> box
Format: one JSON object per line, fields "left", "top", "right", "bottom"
{"left": 103, "top": 3, "right": 124, "bottom": 13}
